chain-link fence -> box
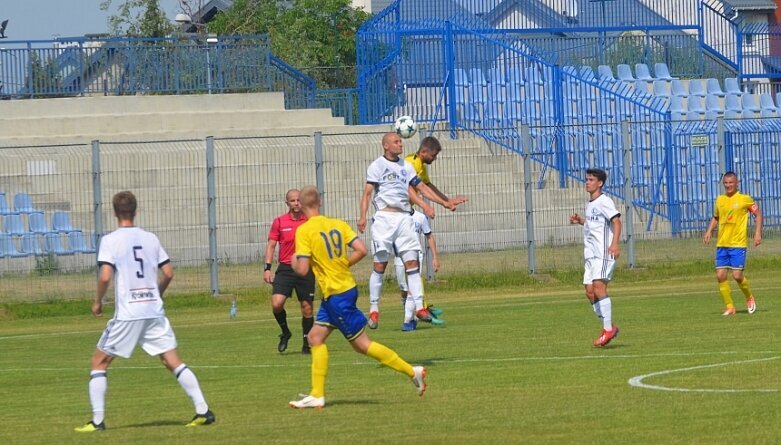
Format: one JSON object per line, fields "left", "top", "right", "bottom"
{"left": 0, "top": 127, "right": 775, "bottom": 302}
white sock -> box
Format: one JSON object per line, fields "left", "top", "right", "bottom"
{"left": 394, "top": 263, "right": 408, "bottom": 292}
{"left": 174, "top": 364, "right": 208, "bottom": 415}
{"left": 369, "top": 270, "right": 384, "bottom": 312}
{"left": 89, "top": 370, "right": 107, "bottom": 425}
{"left": 592, "top": 301, "right": 603, "bottom": 319}
{"left": 598, "top": 297, "right": 612, "bottom": 330}
{"left": 406, "top": 267, "right": 425, "bottom": 311}
{"left": 404, "top": 295, "right": 416, "bottom": 323}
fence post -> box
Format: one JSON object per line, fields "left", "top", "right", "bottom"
{"left": 620, "top": 121, "right": 635, "bottom": 268}
{"left": 717, "top": 116, "right": 726, "bottom": 173}
{"left": 314, "top": 131, "right": 326, "bottom": 213}
{"left": 444, "top": 21, "right": 457, "bottom": 139}
{"left": 521, "top": 124, "right": 536, "bottom": 274}
{"left": 206, "top": 136, "right": 219, "bottom": 296}
{"left": 91, "top": 140, "right": 103, "bottom": 257}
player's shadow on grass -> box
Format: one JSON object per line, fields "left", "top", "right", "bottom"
{"left": 121, "top": 419, "right": 186, "bottom": 429}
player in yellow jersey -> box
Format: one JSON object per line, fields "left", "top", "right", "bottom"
{"left": 703, "top": 172, "right": 762, "bottom": 316}
{"left": 405, "top": 136, "right": 468, "bottom": 320}
{"left": 288, "top": 186, "right": 427, "bottom": 409}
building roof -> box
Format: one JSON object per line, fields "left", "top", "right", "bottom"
{"left": 724, "top": 0, "right": 777, "bottom": 11}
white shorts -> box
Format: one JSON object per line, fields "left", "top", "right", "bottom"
{"left": 97, "top": 317, "right": 178, "bottom": 359}
{"left": 371, "top": 211, "right": 421, "bottom": 259}
{"left": 583, "top": 257, "right": 616, "bottom": 285}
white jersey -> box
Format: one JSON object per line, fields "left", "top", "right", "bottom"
{"left": 410, "top": 211, "right": 432, "bottom": 238}
{"left": 98, "top": 226, "right": 170, "bottom": 321}
{"left": 582, "top": 194, "right": 621, "bottom": 259}
{"left": 366, "top": 155, "right": 421, "bottom": 212}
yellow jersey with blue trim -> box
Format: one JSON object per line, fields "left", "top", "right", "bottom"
{"left": 405, "top": 153, "right": 431, "bottom": 184}
{"left": 714, "top": 191, "right": 758, "bottom": 248}
{"left": 295, "top": 215, "right": 359, "bottom": 299}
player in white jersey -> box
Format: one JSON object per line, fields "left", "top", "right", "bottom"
{"left": 75, "top": 191, "right": 214, "bottom": 433}
{"left": 569, "top": 169, "right": 622, "bottom": 347}
{"left": 394, "top": 209, "right": 442, "bottom": 330}
{"left": 358, "top": 133, "right": 459, "bottom": 330}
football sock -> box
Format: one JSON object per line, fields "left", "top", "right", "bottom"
{"left": 369, "top": 270, "right": 384, "bottom": 312}
{"left": 394, "top": 263, "right": 408, "bottom": 292}
{"left": 406, "top": 267, "right": 425, "bottom": 311}
{"left": 310, "top": 344, "right": 328, "bottom": 398}
{"left": 737, "top": 276, "right": 753, "bottom": 299}
{"left": 174, "top": 364, "right": 209, "bottom": 415}
{"left": 592, "top": 300, "right": 603, "bottom": 319}
{"left": 597, "top": 296, "right": 612, "bottom": 330}
{"left": 88, "top": 370, "right": 107, "bottom": 425}
{"left": 366, "top": 341, "right": 414, "bottom": 377}
{"left": 274, "top": 309, "right": 290, "bottom": 335}
{"left": 719, "top": 281, "right": 734, "bottom": 308}
{"left": 404, "top": 294, "right": 416, "bottom": 323}
{"left": 302, "top": 316, "right": 314, "bottom": 341}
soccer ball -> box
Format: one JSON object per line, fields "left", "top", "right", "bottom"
{"left": 394, "top": 116, "right": 418, "bottom": 139}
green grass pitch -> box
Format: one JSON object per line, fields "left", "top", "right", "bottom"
{"left": 1, "top": 269, "right": 779, "bottom": 445}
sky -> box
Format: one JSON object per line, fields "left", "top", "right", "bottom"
{"left": 1, "top": 0, "right": 183, "bottom": 42}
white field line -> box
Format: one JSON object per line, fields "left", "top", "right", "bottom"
{"left": 1, "top": 351, "right": 779, "bottom": 374}
{"left": 627, "top": 356, "right": 781, "bottom": 393}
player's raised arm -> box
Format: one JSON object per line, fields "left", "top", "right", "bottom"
{"left": 414, "top": 181, "right": 455, "bottom": 211}
{"left": 358, "top": 183, "right": 374, "bottom": 233}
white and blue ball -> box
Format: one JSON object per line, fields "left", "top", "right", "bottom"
{"left": 394, "top": 116, "right": 418, "bottom": 139}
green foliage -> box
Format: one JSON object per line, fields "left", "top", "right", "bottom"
{"left": 207, "top": 0, "right": 370, "bottom": 88}
{"left": 101, "top": 0, "right": 175, "bottom": 37}
{"left": 25, "top": 53, "right": 63, "bottom": 97}
{"left": 34, "top": 253, "right": 60, "bottom": 276}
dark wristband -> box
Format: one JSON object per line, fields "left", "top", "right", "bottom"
{"left": 264, "top": 263, "right": 272, "bottom": 271}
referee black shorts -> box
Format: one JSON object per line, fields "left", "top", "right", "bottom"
{"left": 272, "top": 263, "right": 315, "bottom": 302}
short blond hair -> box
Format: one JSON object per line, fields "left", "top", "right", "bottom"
{"left": 299, "top": 186, "right": 320, "bottom": 209}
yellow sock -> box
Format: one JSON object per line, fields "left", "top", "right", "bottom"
{"left": 737, "top": 276, "right": 753, "bottom": 300}
{"left": 366, "top": 341, "right": 414, "bottom": 377}
{"left": 310, "top": 344, "right": 328, "bottom": 398}
{"left": 719, "top": 281, "right": 734, "bottom": 308}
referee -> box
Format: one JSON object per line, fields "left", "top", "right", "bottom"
{"left": 263, "top": 189, "right": 316, "bottom": 354}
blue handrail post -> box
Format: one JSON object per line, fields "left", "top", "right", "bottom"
{"left": 444, "top": 21, "right": 457, "bottom": 139}
{"left": 26, "top": 42, "right": 33, "bottom": 98}
{"left": 552, "top": 65, "right": 567, "bottom": 188}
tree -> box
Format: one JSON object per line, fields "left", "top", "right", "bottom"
{"left": 101, "top": 0, "right": 175, "bottom": 37}
{"left": 207, "top": 0, "right": 371, "bottom": 88}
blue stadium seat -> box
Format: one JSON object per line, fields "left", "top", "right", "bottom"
{"left": 671, "top": 79, "right": 688, "bottom": 97}
{"left": 706, "top": 78, "right": 725, "bottom": 97}
{"left": 705, "top": 110, "right": 720, "bottom": 121}
{"left": 0, "top": 192, "right": 16, "bottom": 216}
{"left": 653, "top": 63, "right": 674, "bottom": 81}
{"left": 597, "top": 65, "right": 615, "bottom": 82}
{"left": 506, "top": 66, "right": 524, "bottom": 87}
{"left": 13, "top": 192, "right": 41, "bottom": 214}
{"left": 741, "top": 94, "right": 760, "bottom": 115}
{"left": 705, "top": 94, "right": 724, "bottom": 114}
{"left": 44, "top": 232, "right": 74, "bottom": 256}
{"left": 3, "top": 214, "right": 26, "bottom": 235}
{"left": 579, "top": 66, "right": 596, "bottom": 81}
{"left": 68, "top": 231, "right": 95, "bottom": 254}
{"left": 28, "top": 212, "right": 50, "bottom": 234}
{"left": 51, "top": 210, "right": 78, "bottom": 233}
{"left": 777, "top": 92, "right": 781, "bottom": 109}
{"left": 0, "top": 233, "right": 27, "bottom": 258}
{"left": 523, "top": 66, "right": 544, "bottom": 87}
{"left": 617, "top": 64, "right": 635, "bottom": 82}
{"left": 688, "top": 79, "right": 706, "bottom": 97}
{"left": 468, "top": 68, "right": 487, "bottom": 105}
{"left": 725, "top": 94, "right": 742, "bottom": 112}
{"left": 724, "top": 78, "right": 742, "bottom": 96}
{"left": 652, "top": 80, "right": 671, "bottom": 98}
{"left": 635, "top": 63, "right": 653, "bottom": 82}
{"left": 487, "top": 67, "right": 506, "bottom": 104}
{"left": 20, "top": 233, "right": 44, "bottom": 256}
{"left": 670, "top": 96, "right": 686, "bottom": 114}
{"left": 760, "top": 93, "right": 776, "bottom": 111}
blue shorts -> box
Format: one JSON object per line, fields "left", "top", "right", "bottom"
{"left": 715, "top": 247, "right": 747, "bottom": 270}
{"left": 315, "top": 287, "right": 367, "bottom": 341}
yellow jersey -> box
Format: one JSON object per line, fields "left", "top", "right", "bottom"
{"left": 714, "top": 192, "right": 758, "bottom": 248}
{"left": 295, "top": 215, "right": 359, "bottom": 298}
{"left": 405, "top": 153, "right": 431, "bottom": 184}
